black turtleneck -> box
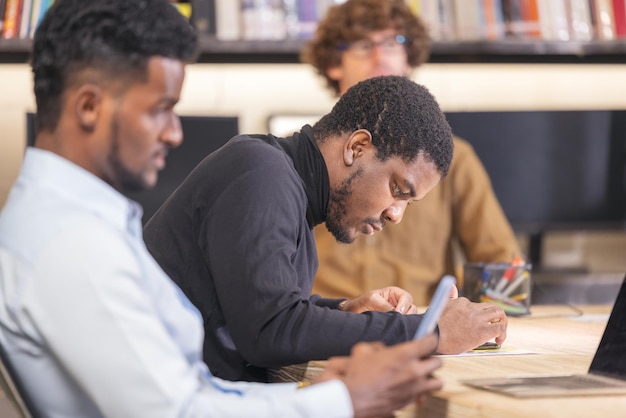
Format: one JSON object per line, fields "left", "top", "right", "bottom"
{"left": 274, "top": 125, "right": 328, "bottom": 228}
{"left": 144, "top": 127, "right": 422, "bottom": 383}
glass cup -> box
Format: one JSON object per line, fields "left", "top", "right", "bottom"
{"left": 462, "top": 262, "right": 532, "bottom": 316}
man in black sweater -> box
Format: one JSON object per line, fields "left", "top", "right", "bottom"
{"left": 144, "top": 76, "right": 508, "bottom": 382}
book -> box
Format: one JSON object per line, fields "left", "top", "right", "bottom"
{"left": 438, "top": 0, "right": 457, "bottom": 40}
{"left": 241, "top": 0, "right": 286, "bottom": 41}
{"left": 215, "top": 0, "right": 240, "bottom": 40}
{"left": 501, "top": 0, "right": 541, "bottom": 39}
{"left": 518, "top": 0, "right": 541, "bottom": 38}
{"left": 593, "top": 0, "right": 616, "bottom": 40}
{"left": 170, "top": 0, "right": 192, "bottom": 19}
{"left": 0, "top": 0, "right": 8, "bottom": 35}
{"left": 27, "top": 0, "right": 41, "bottom": 38}
{"left": 569, "top": 0, "right": 593, "bottom": 41}
{"left": 417, "top": 0, "right": 443, "bottom": 40}
{"left": 2, "top": 0, "right": 22, "bottom": 39}
{"left": 18, "top": 0, "right": 31, "bottom": 38}
{"left": 502, "top": 0, "right": 523, "bottom": 37}
{"left": 28, "top": 0, "right": 53, "bottom": 38}
{"left": 191, "top": 0, "right": 215, "bottom": 35}
{"left": 453, "top": 0, "right": 482, "bottom": 40}
{"left": 536, "top": 0, "right": 570, "bottom": 41}
{"left": 283, "top": 0, "right": 297, "bottom": 39}
{"left": 482, "top": 0, "right": 505, "bottom": 40}
{"left": 612, "top": 0, "right": 626, "bottom": 37}
{"left": 314, "top": 0, "right": 335, "bottom": 21}
{"left": 295, "top": 0, "right": 317, "bottom": 40}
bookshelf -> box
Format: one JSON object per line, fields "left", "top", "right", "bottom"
{"left": 3, "top": 37, "right": 626, "bottom": 64}
{"left": 4, "top": 0, "right": 626, "bottom": 64}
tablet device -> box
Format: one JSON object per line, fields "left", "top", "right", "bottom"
{"left": 414, "top": 275, "right": 456, "bottom": 339}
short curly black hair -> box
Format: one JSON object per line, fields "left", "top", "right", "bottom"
{"left": 313, "top": 76, "right": 453, "bottom": 177}
{"left": 301, "top": 0, "right": 430, "bottom": 96}
{"left": 32, "top": 0, "right": 198, "bottom": 132}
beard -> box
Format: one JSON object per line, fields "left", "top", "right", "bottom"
{"left": 325, "top": 168, "right": 362, "bottom": 244}
{"left": 107, "top": 116, "right": 151, "bottom": 193}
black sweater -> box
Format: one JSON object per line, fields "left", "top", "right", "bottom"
{"left": 144, "top": 126, "right": 422, "bottom": 382}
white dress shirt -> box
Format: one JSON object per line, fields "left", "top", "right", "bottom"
{"left": 0, "top": 148, "right": 353, "bottom": 418}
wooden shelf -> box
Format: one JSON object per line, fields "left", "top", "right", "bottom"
{"left": 195, "top": 37, "right": 306, "bottom": 64}
{"left": 0, "top": 38, "right": 32, "bottom": 63}
{"left": 4, "top": 37, "right": 626, "bottom": 64}
{"left": 196, "top": 37, "right": 626, "bottom": 64}
{"left": 431, "top": 39, "right": 626, "bottom": 64}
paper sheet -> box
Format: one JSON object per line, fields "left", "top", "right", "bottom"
{"left": 436, "top": 346, "right": 538, "bottom": 357}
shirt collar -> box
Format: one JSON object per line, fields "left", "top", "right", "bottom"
{"left": 21, "top": 148, "right": 143, "bottom": 236}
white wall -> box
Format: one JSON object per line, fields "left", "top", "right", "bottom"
{"left": 2, "top": 62, "right": 626, "bottom": 272}
{"left": 0, "top": 64, "right": 33, "bottom": 209}
{"left": 177, "top": 63, "right": 626, "bottom": 134}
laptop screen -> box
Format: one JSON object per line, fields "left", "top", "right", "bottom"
{"left": 589, "top": 275, "right": 626, "bottom": 379}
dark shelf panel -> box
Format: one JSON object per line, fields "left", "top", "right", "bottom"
{"left": 195, "top": 37, "right": 306, "bottom": 64}
{"left": 195, "top": 37, "right": 626, "bottom": 64}
{"left": 4, "top": 37, "right": 626, "bottom": 64}
{"left": 430, "top": 39, "right": 626, "bottom": 64}
{"left": 0, "top": 38, "right": 32, "bottom": 63}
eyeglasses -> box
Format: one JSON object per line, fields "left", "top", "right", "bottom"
{"left": 338, "top": 34, "right": 408, "bottom": 57}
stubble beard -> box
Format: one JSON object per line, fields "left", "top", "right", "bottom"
{"left": 108, "top": 116, "right": 151, "bottom": 193}
{"left": 325, "top": 168, "right": 362, "bottom": 244}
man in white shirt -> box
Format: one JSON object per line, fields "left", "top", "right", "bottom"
{"left": 0, "top": 0, "right": 443, "bottom": 417}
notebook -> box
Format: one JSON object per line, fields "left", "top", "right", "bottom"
{"left": 461, "top": 274, "right": 626, "bottom": 398}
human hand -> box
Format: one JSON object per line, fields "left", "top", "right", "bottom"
{"left": 448, "top": 284, "right": 459, "bottom": 299}
{"left": 341, "top": 286, "right": 418, "bottom": 314}
{"left": 435, "top": 297, "right": 507, "bottom": 354}
{"left": 329, "top": 335, "right": 442, "bottom": 418}
{"left": 313, "top": 356, "right": 350, "bottom": 384}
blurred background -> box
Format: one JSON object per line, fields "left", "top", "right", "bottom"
{"left": 1, "top": 0, "right": 625, "bottom": 303}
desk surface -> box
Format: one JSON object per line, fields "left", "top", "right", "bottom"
{"left": 289, "top": 305, "right": 624, "bottom": 417}
{"left": 406, "top": 304, "right": 624, "bottom": 418}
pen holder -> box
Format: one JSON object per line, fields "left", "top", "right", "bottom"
{"left": 462, "top": 262, "right": 532, "bottom": 316}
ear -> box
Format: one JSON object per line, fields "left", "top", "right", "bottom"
{"left": 343, "top": 129, "right": 373, "bottom": 166}
{"left": 74, "top": 84, "right": 103, "bottom": 133}
{"left": 326, "top": 66, "right": 344, "bottom": 82}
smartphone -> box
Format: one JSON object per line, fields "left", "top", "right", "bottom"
{"left": 472, "top": 341, "right": 501, "bottom": 351}
{"left": 413, "top": 275, "right": 456, "bottom": 339}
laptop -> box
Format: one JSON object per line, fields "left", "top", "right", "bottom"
{"left": 462, "top": 274, "right": 626, "bottom": 398}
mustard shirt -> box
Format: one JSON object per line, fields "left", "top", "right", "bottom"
{"left": 312, "top": 137, "right": 521, "bottom": 306}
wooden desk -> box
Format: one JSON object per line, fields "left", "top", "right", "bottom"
{"left": 406, "top": 304, "right": 625, "bottom": 418}
{"left": 277, "top": 305, "right": 623, "bottom": 417}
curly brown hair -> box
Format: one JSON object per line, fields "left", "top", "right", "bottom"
{"left": 301, "top": 0, "right": 430, "bottom": 96}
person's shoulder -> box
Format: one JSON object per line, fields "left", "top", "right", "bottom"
{"left": 186, "top": 134, "right": 289, "bottom": 183}
{"left": 451, "top": 135, "right": 480, "bottom": 163}
{"left": 225, "top": 134, "right": 286, "bottom": 161}
{"left": 224, "top": 134, "right": 297, "bottom": 175}
{"left": 447, "top": 135, "right": 489, "bottom": 183}
{"left": 451, "top": 135, "right": 474, "bottom": 154}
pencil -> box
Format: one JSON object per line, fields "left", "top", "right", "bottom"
{"left": 494, "top": 256, "right": 524, "bottom": 292}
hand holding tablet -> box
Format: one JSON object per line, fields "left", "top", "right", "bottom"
{"left": 414, "top": 275, "right": 456, "bottom": 340}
